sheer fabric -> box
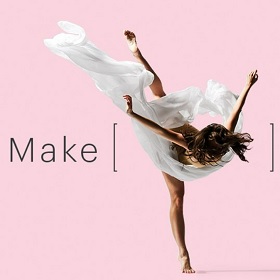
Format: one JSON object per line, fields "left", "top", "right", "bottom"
{"left": 44, "top": 21, "right": 243, "bottom": 181}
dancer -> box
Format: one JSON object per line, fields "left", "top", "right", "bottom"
{"left": 44, "top": 22, "right": 257, "bottom": 273}
{"left": 123, "top": 31, "right": 256, "bottom": 273}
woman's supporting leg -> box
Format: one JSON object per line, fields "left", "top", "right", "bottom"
{"left": 162, "top": 171, "right": 195, "bottom": 273}
{"left": 124, "top": 30, "right": 166, "bottom": 99}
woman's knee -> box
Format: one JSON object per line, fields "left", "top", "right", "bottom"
{"left": 171, "top": 192, "right": 184, "bottom": 210}
{"left": 150, "top": 77, "right": 166, "bottom": 98}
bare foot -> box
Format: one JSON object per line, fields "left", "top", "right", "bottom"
{"left": 124, "top": 30, "right": 141, "bottom": 57}
{"left": 178, "top": 256, "right": 195, "bottom": 273}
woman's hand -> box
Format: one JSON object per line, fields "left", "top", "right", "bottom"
{"left": 123, "top": 95, "right": 133, "bottom": 115}
{"left": 246, "top": 70, "right": 258, "bottom": 87}
{"left": 225, "top": 69, "right": 258, "bottom": 132}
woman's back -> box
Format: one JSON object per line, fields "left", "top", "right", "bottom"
{"left": 171, "top": 123, "right": 208, "bottom": 168}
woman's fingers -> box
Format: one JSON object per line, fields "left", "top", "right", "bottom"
{"left": 246, "top": 69, "right": 258, "bottom": 87}
{"left": 123, "top": 94, "right": 131, "bottom": 99}
{"left": 123, "top": 95, "right": 132, "bottom": 104}
{"left": 253, "top": 70, "right": 258, "bottom": 81}
{"left": 123, "top": 95, "right": 133, "bottom": 113}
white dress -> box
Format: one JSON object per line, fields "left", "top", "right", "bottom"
{"left": 44, "top": 21, "right": 243, "bottom": 181}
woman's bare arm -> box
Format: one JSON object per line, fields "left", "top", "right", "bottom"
{"left": 225, "top": 70, "right": 258, "bottom": 132}
{"left": 123, "top": 95, "right": 188, "bottom": 149}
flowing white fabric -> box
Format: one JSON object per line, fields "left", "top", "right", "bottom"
{"left": 44, "top": 21, "right": 243, "bottom": 181}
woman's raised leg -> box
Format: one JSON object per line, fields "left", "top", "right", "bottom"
{"left": 124, "top": 30, "right": 166, "bottom": 99}
{"left": 162, "top": 171, "right": 195, "bottom": 273}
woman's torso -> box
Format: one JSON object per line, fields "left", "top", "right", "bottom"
{"left": 170, "top": 123, "right": 207, "bottom": 168}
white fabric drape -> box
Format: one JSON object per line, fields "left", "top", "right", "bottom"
{"left": 44, "top": 21, "right": 243, "bottom": 181}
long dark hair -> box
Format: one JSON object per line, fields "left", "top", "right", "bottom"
{"left": 183, "top": 123, "right": 253, "bottom": 165}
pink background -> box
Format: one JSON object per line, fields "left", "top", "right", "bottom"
{"left": 1, "top": 0, "right": 279, "bottom": 279}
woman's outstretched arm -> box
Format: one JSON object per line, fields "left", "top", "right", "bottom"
{"left": 123, "top": 95, "right": 188, "bottom": 149}
{"left": 225, "top": 70, "right": 258, "bottom": 132}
